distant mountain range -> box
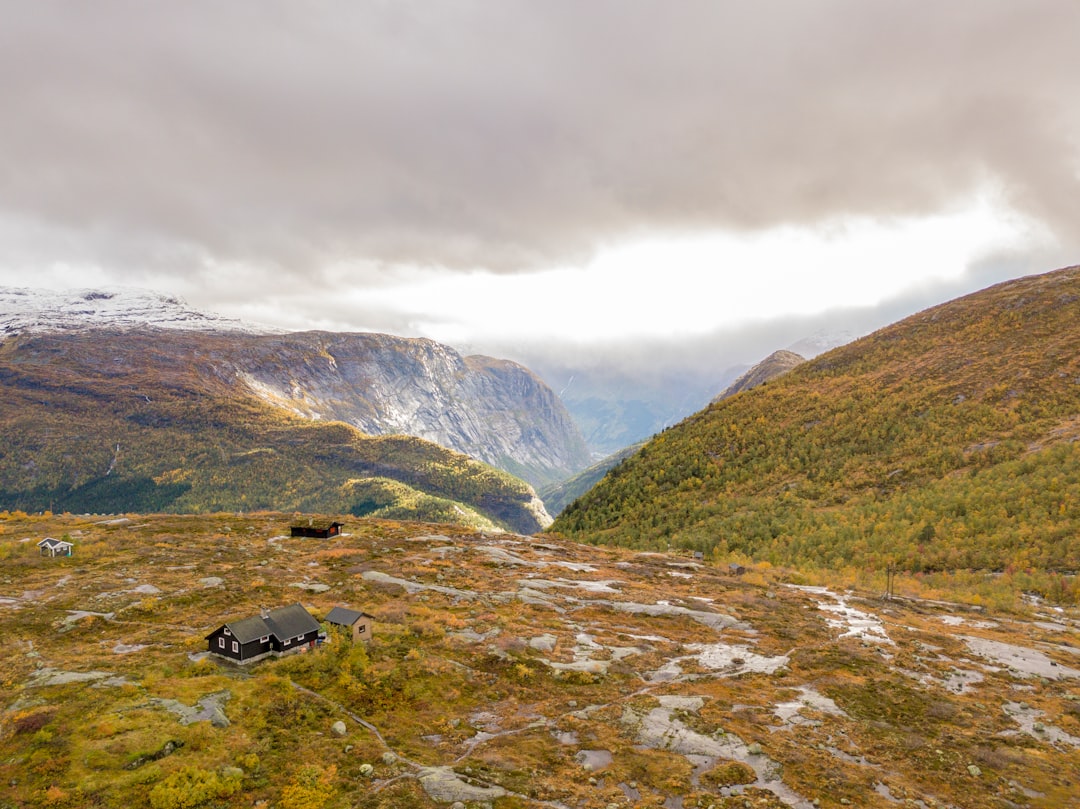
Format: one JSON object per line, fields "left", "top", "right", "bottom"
{"left": 529, "top": 331, "right": 857, "bottom": 460}
{"left": 554, "top": 264, "right": 1080, "bottom": 583}
{"left": 0, "top": 287, "right": 596, "bottom": 531}
{"left": 0, "top": 287, "right": 878, "bottom": 527}
{"left": 0, "top": 287, "right": 266, "bottom": 334}
{"left": 0, "top": 288, "right": 589, "bottom": 489}
{"left": 540, "top": 367, "right": 722, "bottom": 459}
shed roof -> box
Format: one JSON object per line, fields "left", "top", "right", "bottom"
{"left": 37, "top": 537, "right": 73, "bottom": 548}
{"left": 325, "top": 606, "right": 370, "bottom": 626}
{"left": 291, "top": 519, "right": 343, "bottom": 530}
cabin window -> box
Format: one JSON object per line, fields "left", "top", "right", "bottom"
{"left": 231, "top": 641, "right": 239, "bottom": 653}
{"left": 358, "top": 624, "right": 366, "bottom": 633}
{"left": 223, "top": 628, "right": 231, "bottom": 636}
{"left": 284, "top": 637, "right": 291, "bottom": 646}
{"left": 218, "top": 637, "right": 225, "bottom": 649}
{"left": 260, "top": 635, "right": 270, "bottom": 643}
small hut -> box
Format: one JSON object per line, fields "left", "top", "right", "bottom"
{"left": 290, "top": 519, "right": 344, "bottom": 539}
{"left": 325, "top": 606, "right": 374, "bottom": 642}
{"left": 38, "top": 537, "right": 74, "bottom": 557}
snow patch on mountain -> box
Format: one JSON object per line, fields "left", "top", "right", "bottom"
{"left": 0, "top": 287, "right": 275, "bottom": 335}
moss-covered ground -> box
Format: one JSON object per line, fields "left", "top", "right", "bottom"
{"left": 1, "top": 512, "right": 1078, "bottom": 808}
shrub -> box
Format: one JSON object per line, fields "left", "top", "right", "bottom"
{"left": 12, "top": 709, "right": 53, "bottom": 734}
{"left": 701, "top": 759, "right": 757, "bottom": 787}
{"left": 279, "top": 764, "right": 336, "bottom": 809}
{"left": 148, "top": 766, "right": 241, "bottom": 809}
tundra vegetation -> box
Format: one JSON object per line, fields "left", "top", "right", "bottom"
{"left": 1, "top": 511, "right": 1078, "bottom": 809}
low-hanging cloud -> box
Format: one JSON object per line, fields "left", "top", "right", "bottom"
{"left": 0, "top": 1, "right": 1078, "bottom": 282}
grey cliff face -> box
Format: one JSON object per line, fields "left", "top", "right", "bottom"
{"left": 235, "top": 332, "right": 591, "bottom": 488}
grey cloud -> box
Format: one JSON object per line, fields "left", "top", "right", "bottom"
{"left": 497, "top": 248, "right": 1079, "bottom": 397}
{"left": 0, "top": 1, "right": 1078, "bottom": 280}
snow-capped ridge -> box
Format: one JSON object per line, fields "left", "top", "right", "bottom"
{"left": 0, "top": 286, "right": 277, "bottom": 335}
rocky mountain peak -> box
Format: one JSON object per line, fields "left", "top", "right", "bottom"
{"left": 714, "top": 349, "right": 806, "bottom": 401}
{"left": 234, "top": 330, "right": 590, "bottom": 487}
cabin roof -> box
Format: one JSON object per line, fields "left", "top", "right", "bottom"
{"left": 291, "top": 519, "right": 343, "bottom": 530}
{"left": 325, "top": 606, "right": 370, "bottom": 626}
{"left": 37, "top": 537, "right": 73, "bottom": 548}
{"left": 208, "top": 603, "right": 319, "bottom": 644}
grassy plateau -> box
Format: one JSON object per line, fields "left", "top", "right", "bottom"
{"left": 1, "top": 511, "right": 1078, "bottom": 809}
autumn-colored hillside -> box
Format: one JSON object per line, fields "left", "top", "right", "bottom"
{"left": 554, "top": 265, "right": 1080, "bottom": 601}
{"left": 0, "top": 331, "right": 549, "bottom": 534}
{"left": 2, "top": 512, "right": 1078, "bottom": 809}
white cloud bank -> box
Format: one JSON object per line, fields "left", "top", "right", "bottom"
{"left": 0, "top": 1, "right": 1075, "bottom": 370}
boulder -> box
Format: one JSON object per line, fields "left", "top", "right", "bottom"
{"left": 417, "top": 766, "right": 507, "bottom": 804}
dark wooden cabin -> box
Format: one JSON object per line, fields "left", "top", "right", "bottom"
{"left": 206, "top": 603, "right": 321, "bottom": 663}
{"left": 290, "top": 519, "right": 344, "bottom": 539}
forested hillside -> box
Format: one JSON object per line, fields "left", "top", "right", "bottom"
{"left": 538, "top": 442, "right": 644, "bottom": 517}
{"left": 554, "top": 265, "right": 1080, "bottom": 600}
{"left": 0, "top": 331, "right": 550, "bottom": 533}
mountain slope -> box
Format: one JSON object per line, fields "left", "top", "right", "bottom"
{"left": 713, "top": 349, "right": 805, "bottom": 400}
{"left": 538, "top": 441, "right": 644, "bottom": 517}
{"left": 0, "top": 330, "right": 551, "bottom": 533}
{"left": 554, "top": 265, "right": 1080, "bottom": 585}
{"left": 228, "top": 331, "right": 590, "bottom": 487}
{"left": 0, "top": 288, "right": 590, "bottom": 487}
{"left": 542, "top": 350, "right": 808, "bottom": 517}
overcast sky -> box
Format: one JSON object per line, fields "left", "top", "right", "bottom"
{"left": 1, "top": 1, "right": 1078, "bottom": 376}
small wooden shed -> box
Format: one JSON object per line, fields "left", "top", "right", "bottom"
{"left": 290, "top": 519, "right": 344, "bottom": 539}
{"left": 38, "top": 537, "right": 74, "bottom": 557}
{"left": 325, "top": 606, "right": 374, "bottom": 642}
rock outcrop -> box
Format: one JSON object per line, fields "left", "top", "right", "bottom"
{"left": 234, "top": 332, "right": 590, "bottom": 487}
{"left": 713, "top": 349, "right": 805, "bottom": 401}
